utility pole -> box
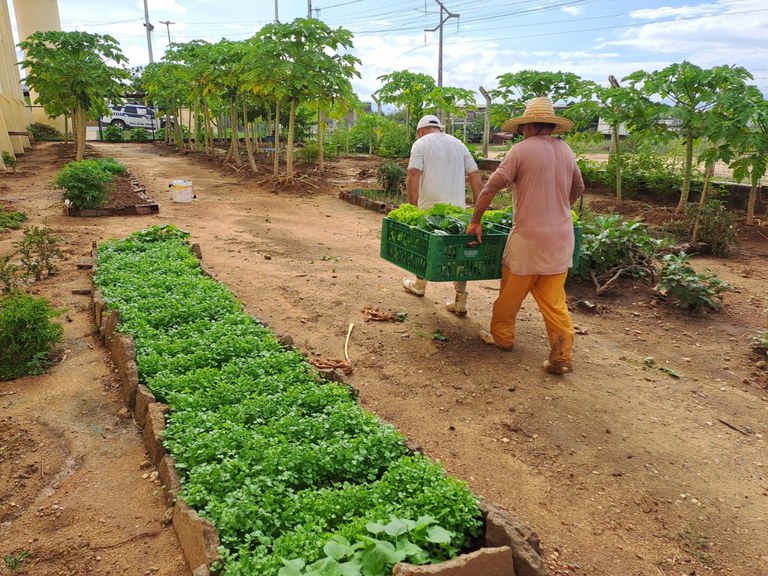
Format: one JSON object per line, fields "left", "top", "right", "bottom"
{"left": 424, "top": 0, "right": 458, "bottom": 88}
{"left": 142, "top": 0, "right": 154, "bottom": 63}
{"left": 159, "top": 20, "right": 175, "bottom": 47}
{"left": 274, "top": 0, "right": 279, "bottom": 22}
{"left": 307, "top": 0, "right": 312, "bottom": 18}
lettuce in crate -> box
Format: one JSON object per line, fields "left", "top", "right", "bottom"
{"left": 388, "top": 203, "right": 511, "bottom": 234}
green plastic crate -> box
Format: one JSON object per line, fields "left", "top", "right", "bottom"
{"left": 572, "top": 225, "right": 582, "bottom": 269}
{"left": 380, "top": 218, "right": 508, "bottom": 282}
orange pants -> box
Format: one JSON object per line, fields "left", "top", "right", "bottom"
{"left": 490, "top": 268, "right": 574, "bottom": 362}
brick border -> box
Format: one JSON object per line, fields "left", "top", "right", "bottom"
{"left": 90, "top": 244, "right": 549, "bottom": 576}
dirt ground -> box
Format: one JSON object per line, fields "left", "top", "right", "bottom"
{"left": 1, "top": 141, "right": 767, "bottom": 576}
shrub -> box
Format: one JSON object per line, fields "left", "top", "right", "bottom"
{"left": 376, "top": 160, "right": 406, "bottom": 196}
{"left": 53, "top": 159, "right": 115, "bottom": 209}
{"left": 294, "top": 141, "right": 339, "bottom": 163}
{"left": 683, "top": 199, "right": 738, "bottom": 257}
{"left": 571, "top": 214, "right": 669, "bottom": 294}
{"left": 104, "top": 124, "right": 125, "bottom": 142}
{"left": 655, "top": 252, "right": 731, "bottom": 311}
{"left": 379, "top": 122, "right": 410, "bottom": 159}
{"left": 93, "top": 157, "right": 128, "bottom": 175}
{"left": 2, "top": 151, "right": 17, "bottom": 171}
{"left": 13, "top": 226, "right": 64, "bottom": 280}
{"left": 0, "top": 290, "right": 63, "bottom": 380}
{"left": 127, "top": 128, "right": 151, "bottom": 142}
{"left": 0, "top": 207, "right": 27, "bottom": 231}
{"left": 28, "top": 122, "right": 62, "bottom": 141}
{"left": 0, "top": 255, "right": 22, "bottom": 294}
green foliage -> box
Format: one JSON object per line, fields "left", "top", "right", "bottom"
{"left": 278, "top": 516, "right": 455, "bottom": 576}
{"left": 606, "top": 150, "right": 684, "bottom": 202}
{"left": 295, "top": 141, "right": 338, "bottom": 163}
{"left": 127, "top": 128, "right": 152, "bottom": 142}
{"left": 0, "top": 291, "right": 63, "bottom": 380}
{"left": 104, "top": 124, "right": 126, "bottom": 141}
{"left": 53, "top": 158, "right": 123, "bottom": 209}
{"left": 0, "top": 255, "right": 22, "bottom": 294}
{"left": 375, "top": 160, "right": 406, "bottom": 196}
{"left": 28, "top": 122, "right": 63, "bottom": 141}
{"left": 4, "top": 550, "right": 31, "bottom": 572}
{"left": 2, "top": 151, "right": 17, "bottom": 171}
{"left": 13, "top": 226, "right": 63, "bottom": 281}
{"left": 93, "top": 227, "right": 482, "bottom": 576}
{"left": 572, "top": 214, "right": 667, "bottom": 285}
{"left": 683, "top": 200, "right": 737, "bottom": 257}
{"left": 387, "top": 203, "right": 511, "bottom": 234}
{"left": 378, "top": 121, "right": 410, "bottom": 158}
{"left": 655, "top": 253, "right": 730, "bottom": 311}
{"left": 0, "top": 207, "right": 27, "bottom": 231}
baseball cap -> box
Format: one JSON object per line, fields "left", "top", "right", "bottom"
{"left": 416, "top": 115, "right": 443, "bottom": 130}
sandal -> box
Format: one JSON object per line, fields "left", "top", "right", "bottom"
{"left": 542, "top": 359, "right": 573, "bottom": 375}
{"left": 478, "top": 329, "right": 514, "bottom": 351}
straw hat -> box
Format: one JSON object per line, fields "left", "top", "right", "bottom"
{"left": 502, "top": 96, "right": 574, "bottom": 135}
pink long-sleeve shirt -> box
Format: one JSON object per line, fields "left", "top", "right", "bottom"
{"left": 485, "top": 135, "right": 585, "bottom": 275}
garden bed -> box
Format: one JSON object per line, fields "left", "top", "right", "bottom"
{"left": 64, "top": 172, "right": 159, "bottom": 217}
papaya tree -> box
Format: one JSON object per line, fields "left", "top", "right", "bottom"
{"left": 18, "top": 31, "right": 129, "bottom": 160}
{"left": 624, "top": 61, "right": 754, "bottom": 213}
{"left": 719, "top": 85, "right": 768, "bottom": 225}
{"left": 251, "top": 18, "right": 360, "bottom": 181}
{"left": 576, "top": 79, "right": 654, "bottom": 205}
{"left": 428, "top": 86, "right": 477, "bottom": 139}
{"left": 491, "top": 70, "right": 586, "bottom": 129}
{"left": 375, "top": 71, "right": 437, "bottom": 142}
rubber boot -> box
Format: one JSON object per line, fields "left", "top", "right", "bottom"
{"left": 402, "top": 277, "right": 427, "bottom": 296}
{"left": 445, "top": 291, "right": 468, "bottom": 316}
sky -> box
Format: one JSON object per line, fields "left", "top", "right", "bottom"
{"left": 10, "top": 0, "right": 768, "bottom": 107}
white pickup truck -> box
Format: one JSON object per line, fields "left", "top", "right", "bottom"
{"left": 101, "top": 104, "right": 172, "bottom": 130}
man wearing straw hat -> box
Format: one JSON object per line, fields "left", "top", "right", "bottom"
{"left": 466, "top": 96, "right": 584, "bottom": 375}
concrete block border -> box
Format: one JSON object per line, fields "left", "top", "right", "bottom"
{"left": 90, "top": 245, "right": 549, "bottom": 576}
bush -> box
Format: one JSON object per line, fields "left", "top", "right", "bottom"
{"left": 655, "top": 252, "right": 731, "bottom": 311}
{"left": 294, "top": 140, "right": 339, "bottom": 164}
{"left": 127, "top": 128, "right": 151, "bottom": 142}
{"left": 683, "top": 199, "right": 738, "bottom": 257}
{"left": 0, "top": 291, "right": 63, "bottom": 380}
{"left": 104, "top": 125, "right": 125, "bottom": 142}
{"left": 28, "top": 122, "right": 63, "bottom": 141}
{"left": 376, "top": 160, "right": 406, "bottom": 196}
{"left": 0, "top": 255, "right": 21, "bottom": 294}
{"left": 2, "top": 151, "right": 17, "bottom": 171}
{"left": 14, "top": 226, "right": 64, "bottom": 280}
{"left": 53, "top": 158, "right": 119, "bottom": 209}
{"left": 379, "top": 122, "right": 410, "bottom": 159}
{"left": 0, "top": 207, "right": 27, "bottom": 231}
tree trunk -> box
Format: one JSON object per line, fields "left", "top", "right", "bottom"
{"left": 746, "top": 179, "right": 758, "bottom": 225}
{"left": 317, "top": 109, "right": 325, "bottom": 173}
{"left": 242, "top": 96, "right": 257, "bottom": 172}
{"left": 226, "top": 96, "right": 241, "bottom": 167}
{"left": 286, "top": 98, "right": 296, "bottom": 180}
{"left": 203, "top": 100, "right": 214, "bottom": 156}
{"left": 611, "top": 123, "right": 621, "bottom": 205}
{"left": 75, "top": 104, "right": 86, "bottom": 161}
{"left": 174, "top": 107, "right": 185, "bottom": 150}
{"left": 692, "top": 162, "right": 714, "bottom": 242}
{"left": 676, "top": 134, "right": 695, "bottom": 213}
{"left": 64, "top": 115, "right": 69, "bottom": 146}
{"left": 272, "top": 101, "right": 280, "bottom": 177}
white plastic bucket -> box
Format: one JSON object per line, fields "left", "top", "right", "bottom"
{"left": 169, "top": 179, "right": 194, "bottom": 203}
